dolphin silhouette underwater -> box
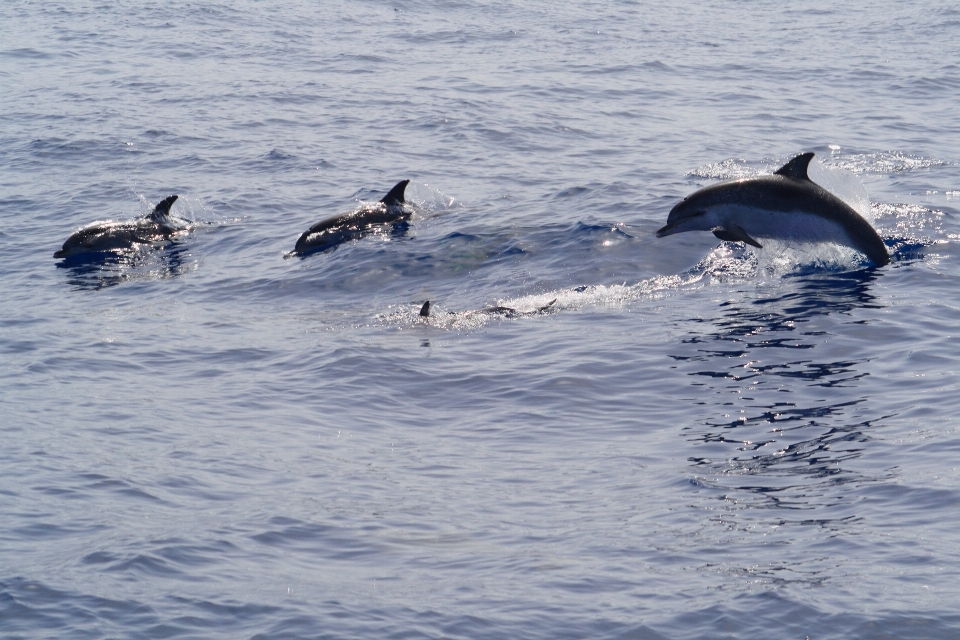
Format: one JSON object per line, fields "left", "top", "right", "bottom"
{"left": 54, "top": 195, "right": 183, "bottom": 259}
{"left": 656, "top": 152, "right": 889, "bottom": 266}
{"left": 287, "top": 180, "right": 410, "bottom": 257}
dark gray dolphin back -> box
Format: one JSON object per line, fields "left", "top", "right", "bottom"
{"left": 774, "top": 152, "right": 815, "bottom": 180}
{"left": 149, "top": 195, "right": 179, "bottom": 220}
{"left": 380, "top": 180, "right": 409, "bottom": 207}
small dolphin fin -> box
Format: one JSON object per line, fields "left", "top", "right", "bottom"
{"left": 774, "top": 152, "right": 815, "bottom": 180}
{"left": 150, "top": 195, "right": 179, "bottom": 219}
{"left": 419, "top": 300, "right": 431, "bottom": 317}
{"left": 380, "top": 180, "right": 410, "bottom": 207}
{"left": 712, "top": 224, "right": 762, "bottom": 248}
{"left": 538, "top": 298, "right": 558, "bottom": 313}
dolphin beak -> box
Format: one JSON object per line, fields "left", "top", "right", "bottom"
{"left": 656, "top": 221, "right": 682, "bottom": 238}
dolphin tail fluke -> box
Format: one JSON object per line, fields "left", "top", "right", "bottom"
{"left": 713, "top": 224, "right": 763, "bottom": 248}
{"left": 774, "top": 153, "right": 815, "bottom": 180}
{"left": 380, "top": 180, "right": 410, "bottom": 207}
{"left": 419, "top": 300, "right": 431, "bottom": 317}
{"left": 151, "top": 195, "right": 179, "bottom": 218}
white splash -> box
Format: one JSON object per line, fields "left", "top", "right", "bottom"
{"left": 807, "top": 157, "right": 874, "bottom": 223}
{"left": 404, "top": 183, "right": 465, "bottom": 217}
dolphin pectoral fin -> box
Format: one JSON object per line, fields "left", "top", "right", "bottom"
{"left": 712, "top": 224, "right": 762, "bottom": 248}
{"left": 711, "top": 227, "right": 741, "bottom": 243}
{"left": 774, "top": 152, "right": 815, "bottom": 180}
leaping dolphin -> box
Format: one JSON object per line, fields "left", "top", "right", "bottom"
{"left": 54, "top": 195, "right": 182, "bottom": 259}
{"left": 287, "top": 180, "right": 410, "bottom": 257}
{"left": 656, "top": 153, "right": 889, "bottom": 266}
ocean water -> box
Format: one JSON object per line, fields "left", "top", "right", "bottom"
{"left": 3, "top": 1, "right": 960, "bottom": 638}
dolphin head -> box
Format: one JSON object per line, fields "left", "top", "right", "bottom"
{"left": 54, "top": 235, "right": 82, "bottom": 259}
{"left": 656, "top": 184, "right": 728, "bottom": 238}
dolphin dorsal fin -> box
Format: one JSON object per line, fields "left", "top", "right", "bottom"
{"left": 380, "top": 180, "right": 409, "bottom": 207}
{"left": 774, "top": 153, "right": 815, "bottom": 180}
{"left": 150, "top": 195, "right": 179, "bottom": 219}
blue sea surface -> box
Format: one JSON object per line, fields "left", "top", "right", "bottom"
{"left": 3, "top": 1, "right": 960, "bottom": 638}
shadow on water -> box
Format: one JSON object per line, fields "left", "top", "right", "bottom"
{"left": 671, "top": 268, "right": 893, "bottom": 533}
{"left": 55, "top": 243, "right": 192, "bottom": 290}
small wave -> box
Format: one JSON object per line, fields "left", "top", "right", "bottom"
{"left": 266, "top": 148, "right": 296, "bottom": 161}
{"left": 872, "top": 202, "right": 944, "bottom": 238}
{"left": 828, "top": 151, "right": 947, "bottom": 174}
{"left": 686, "top": 158, "right": 766, "bottom": 180}
{"left": 27, "top": 137, "right": 119, "bottom": 160}
{"left": 379, "top": 272, "right": 700, "bottom": 331}
{"left": 555, "top": 186, "right": 591, "bottom": 199}
{"left": 0, "top": 47, "right": 52, "bottom": 59}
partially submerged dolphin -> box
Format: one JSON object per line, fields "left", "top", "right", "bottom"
{"left": 288, "top": 180, "right": 410, "bottom": 257}
{"left": 54, "top": 195, "right": 182, "bottom": 259}
{"left": 656, "top": 153, "right": 889, "bottom": 266}
{"left": 418, "top": 298, "right": 558, "bottom": 319}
